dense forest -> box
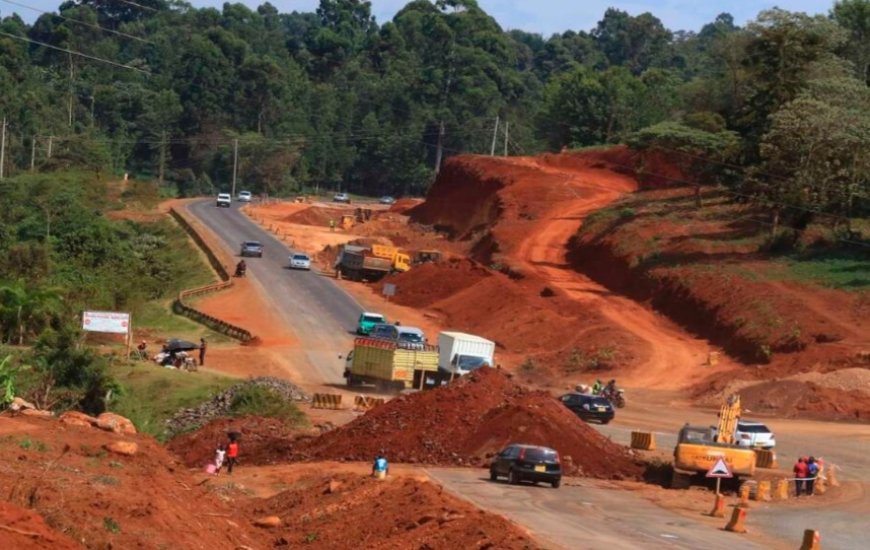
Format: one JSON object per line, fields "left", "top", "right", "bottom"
{"left": 0, "top": 0, "right": 867, "bottom": 210}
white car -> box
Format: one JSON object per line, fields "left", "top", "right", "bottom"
{"left": 734, "top": 420, "right": 776, "bottom": 449}
{"left": 216, "top": 193, "right": 232, "bottom": 207}
{"left": 333, "top": 192, "right": 350, "bottom": 203}
{"left": 289, "top": 253, "right": 311, "bottom": 270}
{"left": 238, "top": 190, "right": 253, "bottom": 202}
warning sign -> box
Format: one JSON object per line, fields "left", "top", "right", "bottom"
{"left": 705, "top": 457, "right": 734, "bottom": 478}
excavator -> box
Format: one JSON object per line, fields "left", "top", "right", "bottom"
{"left": 671, "top": 394, "right": 757, "bottom": 488}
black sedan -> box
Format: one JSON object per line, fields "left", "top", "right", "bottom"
{"left": 489, "top": 444, "right": 562, "bottom": 488}
{"left": 559, "top": 393, "right": 615, "bottom": 424}
{"left": 240, "top": 240, "right": 263, "bottom": 257}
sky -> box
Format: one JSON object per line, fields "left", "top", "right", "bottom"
{"left": 4, "top": 0, "right": 836, "bottom": 35}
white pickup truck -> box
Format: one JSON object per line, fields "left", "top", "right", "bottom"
{"left": 216, "top": 193, "right": 232, "bottom": 207}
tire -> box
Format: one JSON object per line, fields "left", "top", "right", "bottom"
{"left": 551, "top": 479, "right": 561, "bottom": 489}
{"left": 670, "top": 471, "right": 692, "bottom": 490}
{"left": 508, "top": 469, "right": 520, "bottom": 485}
{"left": 601, "top": 419, "right": 611, "bottom": 425}
{"left": 489, "top": 469, "right": 497, "bottom": 481}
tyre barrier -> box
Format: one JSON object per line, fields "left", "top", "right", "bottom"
{"left": 723, "top": 506, "right": 747, "bottom": 534}
{"left": 754, "top": 449, "right": 778, "bottom": 469}
{"left": 630, "top": 431, "right": 656, "bottom": 451}
{"left": 311, "top": 393, "right": 343, "bottom": 410}
{"left": 353, "top": 395, "right": 386, "bottom": 411}
{"left": 799, "top": 529, "right": 821, "bottom": 550}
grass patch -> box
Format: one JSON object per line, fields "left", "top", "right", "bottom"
{"left": 776, "top": 251, "right": 870, "bottom": 291}
{"left": 109, "top": 363, "right": 237, "bottom": 441}
{"left": 228, "top": 385, "right": 308, "bottom": 428}
{"left": 135, "top": 300, "right": 232, "bottom": 343}
{"left": 103, "top": 516, "right": 121, "bottom": 534}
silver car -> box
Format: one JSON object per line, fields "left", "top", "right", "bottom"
{"left": 289, "top": 253, "right": 311, "bottom": 270}
{"left": 734, "top": 420, "right": 776, "bottom": 449}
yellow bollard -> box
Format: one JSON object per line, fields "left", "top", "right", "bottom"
{"left": 774, "top": 478, "right": 789, "bottom": 500}
{"left": 754, "top": 480, "right": 771, "bottom": 502}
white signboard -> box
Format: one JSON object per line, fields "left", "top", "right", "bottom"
{"left": 82, "top": 311, "right": 130, "bottom": 335}
{"left": 382, "top": 283, "right": 396, "bottom": 297}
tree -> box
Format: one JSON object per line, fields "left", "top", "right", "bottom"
{"left": 832, "top": 0, "right": 870, "bottom": 85}
{"left": 0, "top": 279, "right": 63, "bottom": 345}
{"left": 592, "top": 8, "right": 672, "bottom": 74}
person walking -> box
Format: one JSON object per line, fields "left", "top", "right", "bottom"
{"left": 199, "top": 338, "right": 207, "bottom": 366}
{"left": 213, "top": 445, "right": 226, "bottom": 475}
{"left": 372, "top": 451, "right": 389, "bottom": 480}
{"left": 793, "top": 457, "right": 808, "bottom": 497}
{"left": 806, "top": 456, "right": 819, "bottom": 495}
{"left": 226, "top": 437, "right": 239, "bottom": 475}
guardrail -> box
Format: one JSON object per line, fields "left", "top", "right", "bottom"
{"left": 169, "top": 205, "right": 256, "bottom": 343}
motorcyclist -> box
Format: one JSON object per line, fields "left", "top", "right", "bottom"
{"left": 235, "top": 260, "right": 247, "bottom": 277}
{"left": 604, "top": 379, "right": 617, "bottom": 397}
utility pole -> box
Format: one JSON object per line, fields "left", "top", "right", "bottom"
{"left": 158, "top": 131, "right": 166, "bottom": 187}
{"left": 504, "top": 121, "right": 509, "bottom": 156}
{"left": 0, "top": 117, "right": 6, "bottom": 180}
{"left": 434, "top": 36, "right": 457, "bottom": 175}
{"left": 231, "top": 138, "right": 239, "bottom": 196}
{"left": 30, "top": 136, "right": 36, "bottom": 172}
{"left": 47, "top": 136, "right": 53, "bottom": 158}
{"left": 489, "top": 115, "right": 500, "bottom": 156}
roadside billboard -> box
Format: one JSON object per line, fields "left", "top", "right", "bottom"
{"left": 82, "top": 311, "right": 130, "bottom": 335}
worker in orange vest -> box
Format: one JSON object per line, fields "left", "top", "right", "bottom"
{"left": 226, "top": 436, "right": 239, "bottom": 474}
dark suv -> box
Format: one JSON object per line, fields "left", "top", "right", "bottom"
{"left": 559, "top": 393, "right": 614, "bottom": 424}
{"left": 489, "top": 444, "right": 562, "bottom": 488}
{"left": 240, "top": 241, "right": 264, "bottom": 258}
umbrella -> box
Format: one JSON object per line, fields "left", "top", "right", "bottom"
{"left": 165, "top": 339, "right": 198, "bottom": 352}
{"left": 227, "top": 431, "right": 241, "bottom": 441}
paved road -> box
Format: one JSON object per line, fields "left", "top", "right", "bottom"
{"left": 425, "top": 468, "right": 773, "bottom": 550}
{"left": 186, "top": 200, "right": 362, "bottom": 385}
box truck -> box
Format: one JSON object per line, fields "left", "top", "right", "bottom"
{"left": 438, "top": 332, "right": 496, "bottom": 376}
{"left": 344, "top": 337, "right": 439, "bottom": 391}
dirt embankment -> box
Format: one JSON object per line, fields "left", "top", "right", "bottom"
{"left": 0, "top": 501, "right": 81, "bottom": 549}
{"left": 248, "top": 472, "right": 538, "bottom": 549}
{"left": 291, "top": 368, "right": 643, "bottom": 479}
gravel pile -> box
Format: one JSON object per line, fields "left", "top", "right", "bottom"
{"left": 165, "top": 377, "right": 308, "bottom": 436}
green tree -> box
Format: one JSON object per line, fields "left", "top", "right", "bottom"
{"left": 0, "top": 279, "right": 63, "bottom": 345}
{"left": 832, "top": 0, "right": 870, "bottom": 85}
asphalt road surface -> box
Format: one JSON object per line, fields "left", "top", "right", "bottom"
{"left": 186, "top": 200, "right": 362, "bottom": 385}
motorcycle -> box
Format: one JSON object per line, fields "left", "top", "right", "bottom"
{"left": 600, "top": 387, "right": 626, "bottom": 408}
{"left": 234, "top": 262, "right": 247, "bottom": 278}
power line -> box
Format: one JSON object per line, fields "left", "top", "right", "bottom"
{"left": 0, "top": 0, "right": 153, "bottom": 44}
{"left": 0, "top": 30, "right": 150, "bottom": 74}
{"left": 114, "top": 0, "right": 160, "bottom": 13}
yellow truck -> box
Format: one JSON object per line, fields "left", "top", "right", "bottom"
{"left": 343, "top": 337, "right": 439, "bottom": 391}
{"left": 371, "top": 244, "right": 411, "bottom": 272}
{"left": 671, "top": 395, "right": 757, "bottom": 487}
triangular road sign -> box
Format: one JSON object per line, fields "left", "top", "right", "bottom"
{"left": 706, "top": 457, "right": 734, "bottom": 478}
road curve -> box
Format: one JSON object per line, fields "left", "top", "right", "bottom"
{"left": 186, "top": 200, "right": 363, "bottom": 385}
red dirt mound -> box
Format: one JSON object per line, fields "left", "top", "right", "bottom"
{"left": 167, "top": 415, "right": 299, "bottom": 468}
{"left": 284, "top": 205, "right": 350, "bottom": 226}
{"left": 389, "top": 197, "right": 423, "bottom": 214}
{"left": 0, "top": 501, "right": 81, "bottom": 549}
{"left": 739, "top": 380, "right": 870, "bottom": 422}
{"left": 249, "top": 472, "right": 538, "bottom": 549}
{"left": 293, "top": 368, "right": 642, "bottom": 479}
{"left": 379, "top": 258, "right": 492, "bottom": 309}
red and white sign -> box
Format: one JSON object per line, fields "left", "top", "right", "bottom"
{"left": 705, "top": 457, "right": 734, "bottom": 478}
{"left": 82, "top": 311, "right": 130, "bottom": 335}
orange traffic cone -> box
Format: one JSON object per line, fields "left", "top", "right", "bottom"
{"left": 799, "top": 529, "right": 821, "bottom": 550}
{"left": 708, "top": 493, "right": 726, "bottom": 517}
{"left": 724, "top": 507, "right": 747, "bottom": 534}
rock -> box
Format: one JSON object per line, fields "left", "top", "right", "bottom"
{"left": 253, "top": 515, "right": 282, "bottom": 528}
{"left": 20, "top": 408, "right": 53, "bottom": 417}
{"left": 104, "top": 441, "right": 138, "bottom": 456}
{"left": 60, "top": 411, "right": 98, "bottom": 428}
{"left": 9, "top": 397, "right": 36, "bottom": 411}
{"left": 97, "top": 412, "right": 137, "bottom": 435}
{"left": 324, "top": 480, "right": 342, "bottom": 494}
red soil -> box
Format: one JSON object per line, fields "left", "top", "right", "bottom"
{"left": 738, "top": 381, "right": 870, "bottom": 421}
{"left": 380, "top": 258, "right": 492, "bottom": 309}
{"left": 292, "top": 368, "right": 643, "bottom": 479}
{"left": 283, "top": 205, "right": 352, "bottom": 226}
{"left": 249, "top": 472, "right": 538, "bottom": 549}
{"left": 388, "top": 197, "right": 423, "bottom": 214}
{"left": 0, "top": 501, "right": 81, "bottom": 549}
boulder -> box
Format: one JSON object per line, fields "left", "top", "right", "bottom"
{"left": 253, "top": 516, "right": 282, "bottom": 528}
{"left": 9, "top": 397, "right": 36, "bottom": 411}
{"left": 97, "top": 412, "right": 137, "bottom": 435}
{"left": 104, "top": 441, "right": 138, "bottom": 456}
{"left": 20, "top": 408, "right": 54, "bottom": 418}
{"left": 60, "top": 411, "right": 98, "bottom": 428}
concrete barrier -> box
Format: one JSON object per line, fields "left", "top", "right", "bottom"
{"left": 312, "top": 393, "right": 343, "bottom": 410}
{"left": 754, "top": 449, "right": 778, "bottom": 469}
{"left": 353, "top": 395, "right": 386, "bottom": 411}
{"left": 774, "top": 478, "right": 789, "bottom": 500}
{"left": 630, "top": 431, "right": 656, "bottom": 450}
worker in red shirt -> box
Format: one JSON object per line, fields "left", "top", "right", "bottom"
{"left": 793, "top": 457, "right": 808, "bottom": 496}
{"left": 226, "top": 437, "right": 239, "bottom": 475}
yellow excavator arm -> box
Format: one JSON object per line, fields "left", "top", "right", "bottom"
{"left": 714, "top": 394, "right": 741, "bottom": 444}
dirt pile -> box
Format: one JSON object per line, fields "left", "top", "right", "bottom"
{"left": 0, "top": 501, "right": 81, "bottom": 549}
{"left": 388, "top": 197, "right": 423, "bottom": 214}
{"left": 167, "top": 415, "right": 302, "bottom": 468}
{"left": 249, "top": 472, "right": 538, "bottom": 549}
{"left": 379, "top": 258, "right": 492, "bottom": 309}
{"left": 734, "top": 380, "right": 870, "bottom": 421}
{"left": 294, "top": 368, "right": 642, "bottom": 479}
{"left": 283, "top": 205, "right": 351, "bottom": 226}
{"left": 0, "top": 415, "right": 267, "bottom": 549}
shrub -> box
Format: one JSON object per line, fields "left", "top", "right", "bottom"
{"left": 229, "top": 386, "right": 306, "bottom": 427}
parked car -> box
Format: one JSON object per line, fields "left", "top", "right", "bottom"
{"left": 356, "top": 312, "right": 387, "bottom": 335}
{"left": 240, "top": 240, "right": 263, "bottom": 257}
{"left": 734, "top": 420, "right": 776, "bottom": 449}
{"left": 559, "top": 393, "right": 614, "bottom": 424}
{"left": 379, "top": 196, "right": 396, "bottom": 205}
{"left": 369, "top": 323, "right": 426, "bottom": 349}
{"left": 289, "top": 253, "right": 311, "bottom": 270}
{"left": 333, "top": 192, "right": 350, "bottom": 203}
{"left": 216, "top": 193, "right": 232, "bottom": 207}
{"left": 238, "top": 190, "right": 253, "bottom": 202}
{"left": 489, "top": 444, "right": 561, "bottom": 488}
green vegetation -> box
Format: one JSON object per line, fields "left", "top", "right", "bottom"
{"left": 228, "top": 385, "right": 308, "bottom": 429}
{"left": 103, "top": 516, "right": 121, "bottom": 534}
{"left": 109, "top": 363, "right": 237, "bottom": 440}
{"left": 776, "top": 253, "right": 870, "bottom": 290}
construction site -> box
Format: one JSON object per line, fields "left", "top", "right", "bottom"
{"left": 2, "top": 145, "right": 867, "bottom": 549}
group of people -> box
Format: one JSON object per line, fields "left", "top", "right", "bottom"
{"left": 137, "top": 338, "right": 207, "bottom": 369}
{"left": 576, "top": 379, "right": 618, "bottom": 395}
{"left": 210, "top": 435, "right": 240, "bottom": 475}
{"left": 792, "top": 456, "right": 822, "bottom": 496}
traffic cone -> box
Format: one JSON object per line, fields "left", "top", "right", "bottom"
{"left": 799, "top": 529, "right": 821, "bottom": 550}
{"left": 724, "top": 507, "right": 747, "bottom": 533}
{"left": 708, "top": 493, "right": 726, "bottom": 517}
{"left": 737, "top": 483, "right": 751, "bottom": 508}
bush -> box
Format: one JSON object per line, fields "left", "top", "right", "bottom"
{"left": 229, "top": 386, "right": 306, "bottom": 427}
